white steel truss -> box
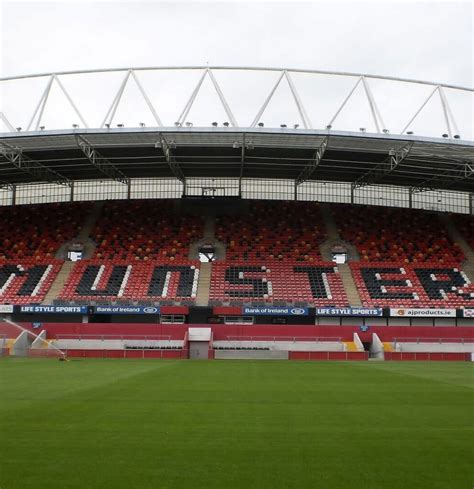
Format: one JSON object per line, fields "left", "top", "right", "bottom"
{"left": 401, "top": 85, "right": 461, "bottom": 138}
{"left": 102, "top": 70, "right": 163, "bottom": 128}
{"left": 177, "top": 68, "right": 238, "bottom": 127}
{"left": 0, "top": 112, "right": 15, "bottom": 132}
{"left": 27, "top": 75, "right": 88, "bottom": 131}
{"left": 353, "top": 142, "right": 413, "bottom": 188}
{"left": 0, "top": 66, "right": 471, "bottom": 140}
{"left": 295, "top": 137, "right": 329, "bottom": 185}
{"left": 75, "top": 135, "right": 129, "bottom": 184}
{"left": 411, "top": 161, "right": 473, "bottom": 193}
{"left": 157, "top": 134, "right": 186, "bottom": 183}
{"left": 0, "top": 141, "right": 70, "bottom": 185}
{"left": 251, "top": 70, "right": 313, "bottom": 129}
{"left": 326, "top": 76, "right": 386, "bottom": 133}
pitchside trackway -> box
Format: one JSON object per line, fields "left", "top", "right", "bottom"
{"left": 0, "top": 360, "right": 472, "bottom": 489}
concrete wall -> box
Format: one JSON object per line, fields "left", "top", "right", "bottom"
{"left": 370, "top": 333, "right": 384, "bottom": 359}
{"left": 11, "top": 330, "right": 31, "bottom": 356}
{"left": 395, "top": 342, "right": 474, "bottom": 353}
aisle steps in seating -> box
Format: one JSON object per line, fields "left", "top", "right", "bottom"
{"left": 338, "top": 263, "right": 362, "bottom": 307}
{"left": 78, "top": 202, "right": 104, "bottom": 240}
{"left": 42, "top": 261, "right": 76, "bottom": 305}
{"left": 196, "top": 262, "right": 212, "bottom": 306}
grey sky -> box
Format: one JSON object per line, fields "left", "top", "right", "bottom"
{"left": 0, "top": 0, "right": 473, "bottom": 137}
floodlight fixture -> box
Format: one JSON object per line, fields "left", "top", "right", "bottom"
{"left": 117, "top": 123, "right": 124, "bottom": 128}
{"left": 442, "top": 134, "right": 449, "bottom": 138}
{"left": 211, "top": 122, "right": 218, "bottom": 127}
{"left": 406, "top": 131, "right": 414, "bottom": 135}
{"left": 258, "top": 122, "right": 264, "bottom": 127}
{"left": 382, "top": 129, "right": 389, "bottom": 134}
{"left": 185, "top": 122, "right": 193, "bottom": 127}
{"left": 139, "top": 122, "right": 145, "bottom": 127}
{"left": 280, "top": 124, "right": 287, "bottom": 128}
{"left": 72, "top": 124, "right": 79, "bottom": 129}
{"left": 359, "top": 127, "right": 366, "bottom": 132}
{"left": 223, "top": 122, "right": 230, "bottom": 127}
{"left": 293, "top": 124, "right": 299, "bottom": 129}
{"left": 40, "top": 126, "right": 45, "bottom": 131}
{"left": 453, "top": 134, "right": 460, "bottom": 139}
{"left": 16, "top": 127, "right": 22, "bottom": 132}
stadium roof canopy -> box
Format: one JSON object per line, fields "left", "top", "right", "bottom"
{"left": 0, "top": 66, "right": 472, "bottom": 193}
{"left": 0, "top": 128, "right": 472, "bottom": 193}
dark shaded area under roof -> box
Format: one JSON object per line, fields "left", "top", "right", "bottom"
{"left": 0, "top": 129, "right": 472, "bottom": 193}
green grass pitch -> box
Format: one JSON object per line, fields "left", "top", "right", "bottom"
{"left": 0, "top": 359, "right": 472, "bottom": 489}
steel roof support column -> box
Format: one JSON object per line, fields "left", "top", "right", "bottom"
{"left": 70, "top": 181, "right": 75, "bottom": 202}
{"left": 0, "top": 112, "right": 15, "bottom": 132}
{"left": 361, "top": 77, "right": 386, "bottom": 133}
{"left": 400, "top": 86, "right": 439, "bottom": 135}
{"left": 326, "top": 76, "right": 362, "bottom": 129}
{"left": 438, "top": 87, "right": 452, "bottom": 139}
{"left": 130, "top": 70, "right": 163, "bottom": 127}
{"left": 35, "top": 75, "right": 54, "bottom": 131}
{"left": 470, "top": 193, "right": 473, "bottom": 215}
{"left": 285, "top": 71, "right": 312, "bottom": 129}
{"left": 177, "top": 70, "right": 207, "bottom": 126}
{"left": 238, "top": 134, "right": 246, "bottom": 197}
{"left": 27, "top": 75, "right": 54, "bottom": 131}
{"left": 438, "top": 86, "right": 460, "bottom": 139}
{"left": 101, "top": 70, "right": 131, "bottom": 128}
{"left": 207, "top": 69, "right": 238, "bottom": 127}
{"left": 251, "top": 70, "right": 285, "bottom": 127}
{"left": 54, "top": 75, "right": 89, "bottom": 128}
{"left": 11, "top": 185, "right": 16, "bottom": 206}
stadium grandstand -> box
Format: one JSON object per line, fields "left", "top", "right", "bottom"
{"left": 0, "top": 66, "right": 473, "bottom": 362}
